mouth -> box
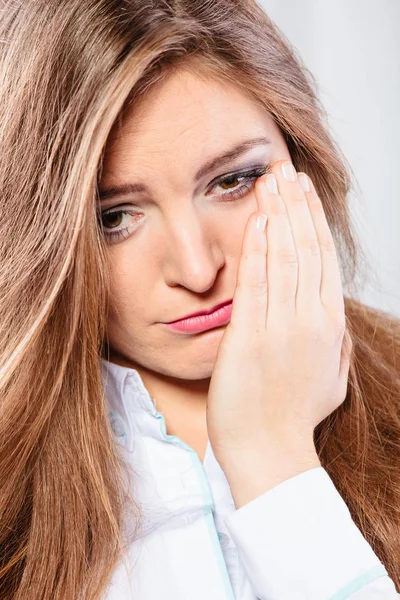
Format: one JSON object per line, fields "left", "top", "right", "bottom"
{"left": 163, "top": 301, "right": 233, "bottom": 334}
{"left": 165, "top": 299, "right": 233, "bottom": 324}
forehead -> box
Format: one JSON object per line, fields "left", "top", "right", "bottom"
{"left": 104, "top": 67, "right": 277, "bottom": 159}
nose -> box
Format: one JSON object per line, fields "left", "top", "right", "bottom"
{"left": 161, "top": 211, "right": 225, "bottom": 293}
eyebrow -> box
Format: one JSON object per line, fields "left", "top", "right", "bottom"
{"left": 98, "top": 136, "right": 271, "bottom": 202}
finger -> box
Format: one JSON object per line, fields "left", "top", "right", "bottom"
{"left": 229, "top": 211, "right": 268, "bottom": 334}
{"left": 298, "top": 173, "right": 345, "bottom": 316}
{"left": 272, "top": 161, "right": 322, "bottom": 313}
{"left": 254, "top": 173, "right": 298, "bottom": 320}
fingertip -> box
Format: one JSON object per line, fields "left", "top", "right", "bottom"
{"left": 255, "top": 213, "right": 268, "bottom": 234}
{"left": 298, "top": 173, "right": 310, "bottom": 193}
{"left": 265, "top": 173, "right": 279, "bottom": 195}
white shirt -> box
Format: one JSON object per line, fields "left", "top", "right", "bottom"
{"left": 100, "top": 358, "right": 399, "bottom": 599}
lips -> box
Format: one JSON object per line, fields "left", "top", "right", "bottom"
{"left": 164, "top": 301, "right": 233, "bottom": 334}
{"left": 166, "top": 299, "right": 233, "bottom": 324}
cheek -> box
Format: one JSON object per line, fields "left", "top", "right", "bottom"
{"left": 106, "top": 249, "right": 151, "bottom": 314}
{"left": 216, "top": 203, "right": 255, "bottom": 255}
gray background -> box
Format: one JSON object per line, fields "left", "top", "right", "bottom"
{"left": 259, "top": 0, "right": 400, "bottom": 317}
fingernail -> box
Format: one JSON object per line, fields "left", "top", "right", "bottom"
{"left": 298, "top": 173, "right": 310, "bottom": 192}
{"left": 265, "top": 173, "right": 279, "bottom": 194}
{"left": 255, "top": 213, "right": 268, "bottom": 233}
{"left": 282, "top": 161, "right": 297, "bottom": 181}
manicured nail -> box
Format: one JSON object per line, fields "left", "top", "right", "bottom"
{"left": 255, "top": 213, "right": 268, "bottom": 233}
{"left": 265, "top": 173, "right": 279, "bottom": 194}
{"left": 298, "top": 173, "right": 310, "bottom": 192}
{"left": 282, "top": 161, "right": 297, "bottom": 181}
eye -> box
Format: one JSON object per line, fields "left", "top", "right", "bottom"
{"left": 98, "top": 164, "right": 271, "bottom": 244}
{"left": 97, "top": 207, "right": 143, "bottom": 243}
{"left": 209, "top": 165, "right": 270, "bottom": 202}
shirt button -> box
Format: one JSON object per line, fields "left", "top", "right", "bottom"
{"left": 108, "top": 411, "right": 126, "bottom": 437}
{"left": 217, "top": 532, "right": 231, "bottom": 549}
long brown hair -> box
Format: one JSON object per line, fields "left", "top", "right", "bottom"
{"left": 1, "top": 1, "right": 399, "bottom": 597}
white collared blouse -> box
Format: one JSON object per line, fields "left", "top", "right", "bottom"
{"left": 100, "top": 358, "right": 399, "bottom": 599}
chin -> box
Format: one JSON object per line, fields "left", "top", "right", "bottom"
{"left": 159, "top": 354, "right": 217, "bottom": 381}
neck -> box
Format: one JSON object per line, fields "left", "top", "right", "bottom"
{"left": 105, "top": 350, "right": 210, "bottom": 461}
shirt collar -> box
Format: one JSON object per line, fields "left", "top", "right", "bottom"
{"left": 100, "top": 357, "right": 165, "bottom": 453}
{"left": 100, "top": 358, "right": 236, "bottom": 513}
{"left": 100, "top": 357, "right": 159, "bottom": 418}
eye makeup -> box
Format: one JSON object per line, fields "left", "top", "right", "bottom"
{"left": 97, "top": 162, "right": 271, "bottom": 244}
{"left": 207, "top": 164, "right": 270, "bottom": 201}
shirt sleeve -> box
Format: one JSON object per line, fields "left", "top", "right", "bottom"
{"left": 223, "top": 466, "right": 400, "bottom": 600}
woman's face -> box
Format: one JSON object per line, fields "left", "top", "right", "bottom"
{"left": 99, "top": 65, "right": 291, "bottom": 381}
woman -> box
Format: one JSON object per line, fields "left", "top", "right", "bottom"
{"left": 1, "top": 1, "right": 399, "bottom": 598}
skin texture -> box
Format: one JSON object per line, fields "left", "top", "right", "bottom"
{"left": 99, "top": 66, "right": 291, "bottom": 461}
{"left": 206, "top": 166, "right": 351, "bottom": 507}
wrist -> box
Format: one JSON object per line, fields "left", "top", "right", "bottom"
{"left": 219, "top": 442, "right": 321, "bottom": 509}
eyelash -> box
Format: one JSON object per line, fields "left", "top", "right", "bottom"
{"left": 98, "top": 164, "right": 270, "bottom": 243}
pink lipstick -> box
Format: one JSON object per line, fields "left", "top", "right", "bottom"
{"left": 164, "top": 301, "right": 233, "bottom": 334}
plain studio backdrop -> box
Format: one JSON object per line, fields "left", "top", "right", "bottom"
{"left": 260, "top": 0, "right": 400, "bottom": 318}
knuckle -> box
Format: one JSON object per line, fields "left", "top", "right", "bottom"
{"left": 270, "top": 197, "right": 287, "bottom": 216}
{"left": 246, "top": 275, "right": 267, "bottom": 296}
{"left": 277, "top": 246, "right": 298, "bottom": 265}
{"left": 253, "top": 283, "right": 268, "bottom": 298}
{"left": 300, "top": 236, "right": 321, "bottom": 256}
{"left": 320, "top": 237, "right": 337, "bottom": 254}
{"left": 279, "top": 276, "right": 297, "bottom": 299}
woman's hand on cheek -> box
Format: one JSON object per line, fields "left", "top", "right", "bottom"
{"left": 206, "top": 160, "right": 353, "bottom": 508}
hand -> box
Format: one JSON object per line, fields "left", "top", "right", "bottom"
{"left": 207, "top": 159, "right": 353, "bottom": 482}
